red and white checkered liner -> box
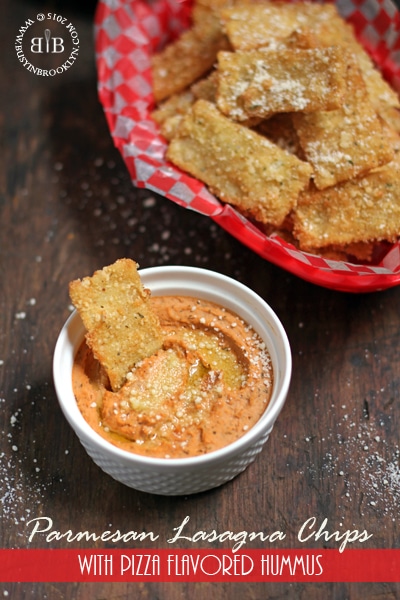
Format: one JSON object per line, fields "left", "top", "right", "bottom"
{"left": 95, "top": 0, "right": 400, "bottom": 292}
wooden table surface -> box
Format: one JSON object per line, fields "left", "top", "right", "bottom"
{"left": 1, "top": 1, "right": 399, "bottom": 598}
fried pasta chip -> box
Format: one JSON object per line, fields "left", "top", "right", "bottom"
{"left": 274, "top": 8, "right": 400, "bottom": 115}
{"left": 219, "top": 2, "right": 340, "bottom": 51}
{"left": 166, "top": 99, "right": 312, "bottom": 226}
{"left": 216, "top": 46, "right": 347, "bottom": 122}
{"left": 151, "top": 17, "right": 229, "bottom": 102}
{"left": 292, "top": 139, "right": 400, "bottom": 250}
{"left": 151, "top": 90, "right": 194, "bottom": 126}
{"left": 100, "top": 349, "right": 190, "bottom": 441}
{"left": 191, "top": 70, "right": 219, "bottom": 103}
{"left": 292, "top": 55, "right": 394, "bottom": 189}
{"left": 310, "top": 242, "right": 376, "bottom": 263}
{"left": 379, "top": 105, "right": 400, "bottom": 134}
{"left": 353, "top": 47, "right": 400, "bottom": 113}
{"left": 151, "top": 90, "right": 195, "bottom": 140}
{"left": 151, "top": 0, "right": 400, "bottom": 260}
{"left": 69, "top": 259, "right": 163, "bottom": 392}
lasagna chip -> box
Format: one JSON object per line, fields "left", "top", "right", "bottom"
{"left": 69, "top": 259, "right": 163, "bottom": 392}
{"left": 167, "top": 99, "right": 312, "bottom": 226}
{"left": 216, "top": 46, "right": 347, "bottom": 121}
{"left": 292, "top": 133, "right": 400, "bottom": 249}
{"left": 292, "top": 55, "right": 394, "bottom": 189}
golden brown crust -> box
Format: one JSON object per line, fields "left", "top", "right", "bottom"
{"left": 150, "top": 1, "right": 400, "bottom": 261}
{"left": 216, "top": 46, "right": 347, "bottom": 122}
{"left": 151, "top": 15, "right": 229, "bottom": 102}
{"left": 69, "top": 259, "right": 163, "bottom": 392}
{"left": 219, "top": 2, "right": 341, "bottom": 51}
{"left": 292, "top": 54, "right": 394, "bottom": 190}
{"left": 151, "top": 90, "right": 195, "bottom": 140}
{"left": 166, "top": 99, "right": 312, "bottom": 226}
{"left": 292, "top": 138, "right": 400, "bottom": 250}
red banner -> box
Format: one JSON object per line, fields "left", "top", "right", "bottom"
{"left": 0, "top": 549, "right": 398, "bottom": 582}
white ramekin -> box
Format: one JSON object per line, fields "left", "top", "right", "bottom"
{"left": 53, "top": 266, "right": 291, "bottom": 495}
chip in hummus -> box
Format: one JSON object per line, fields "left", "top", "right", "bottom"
{"left": 69, "top": 259, "right": 163, "bottom": 392}
{"left": 70, "top": 260, "right": 274, "bottom": 459}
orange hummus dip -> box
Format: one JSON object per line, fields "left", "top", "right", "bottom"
{"left": 72, "top": 295, "right": 273, "bottom": 459}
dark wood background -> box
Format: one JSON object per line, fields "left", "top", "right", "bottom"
{"left": 1, "top": 0, "right": 399, "bottom": 598}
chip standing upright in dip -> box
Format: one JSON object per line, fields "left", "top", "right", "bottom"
{"left": 70, "top": 261, "right": 274, "bottom": 459}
